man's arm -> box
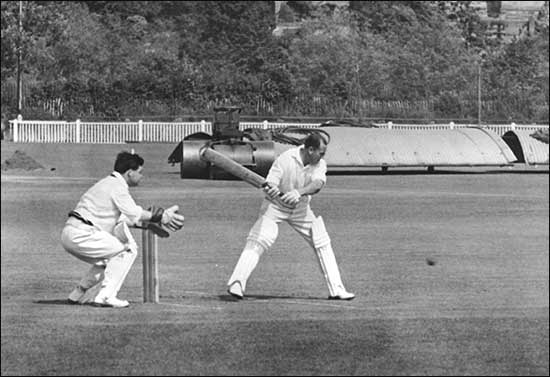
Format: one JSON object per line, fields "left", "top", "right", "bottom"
{"left": 296, "top": 179, "right": 325, "bottom": 197}
{"left": 281, "top": 179, "right": 325, "bottom": 205}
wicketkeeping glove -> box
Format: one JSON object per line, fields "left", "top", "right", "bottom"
{"left": 148, "top": 206, "right": 165, "bottom": 223}
{"left": 161, "top": 205, "right": 185, "bottom": 231}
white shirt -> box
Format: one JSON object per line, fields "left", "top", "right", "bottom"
{"left": 71, "top": 171, "right": 143, "bottom": 233}
{"left": 266, "top": 146, "right": 327, "bottom": 205}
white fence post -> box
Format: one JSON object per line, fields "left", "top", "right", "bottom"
{"left": 449, "top": 121, "right": 454, "bottom": 130}
{"left": 76, "top": 119, "right": 81, "bottom": 143}
{"left": 200, "top": 120, "right": 206, "bottom": 133}
{"left": 388, "top": 121, "right": 393, "bottom": 130}
{"left": 510, "top": 122, "right": 516, "bottom": 131}
{"left": 13, "top": 117, "right": 19, "bottom": 142}
{"left": 138, "top": 120, "right": 143, "bottom": 142}
{"left": 263, "top": 120, "right": 269, "bottom": 129}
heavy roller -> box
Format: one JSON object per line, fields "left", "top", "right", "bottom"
{"left": 168, "top": 107, "right": 518, "bottom": 178}
{"left": 168, "top": 106, "right": 325, "bottom": 179}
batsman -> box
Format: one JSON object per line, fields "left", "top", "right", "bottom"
{"left": 227, "top": 133, "right": 355, "bottom": 300}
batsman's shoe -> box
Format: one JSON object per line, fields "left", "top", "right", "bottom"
{"left": 92, "top": 296, "right": 130, "bottom": 308}
{"left": 227, "top": 281, "right": 244, "bottom": 299}
{"left": 328, "top": 290, "right": 355, "bottom": 301}
{"left": 67, "top": 286, "right": 86, "bottom": 304}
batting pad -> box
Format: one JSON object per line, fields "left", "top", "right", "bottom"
{"left": 311, "top": 217, "right": 344, "bottom": 297}
{"left": 97, "top": 247, "right": 137, "bottom": 300}
{"left": 310, "top": 216, "right": 331, "bottom": 249}
{"left": 227, "top": 240, "right": 265, "bottom": 291}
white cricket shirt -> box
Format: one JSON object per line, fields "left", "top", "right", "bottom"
{"left": 266, "top": 145, "right": 327, "bottom": 205}
{"left": 71, "top": 171, "right": 143, "bottom": 233}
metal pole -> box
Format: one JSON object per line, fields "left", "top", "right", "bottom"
{"left": 17, "top": 0, "right": 23, "bottom": 114}
{"left": 477, "top": 61, "right": 481, "bottom": 126}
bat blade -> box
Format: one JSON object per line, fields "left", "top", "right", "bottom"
{"left": 200, "top": 146, "right": 295, "bottom": 209}
{"left": 200, "top": 146, "right": 266, "bottom": 188}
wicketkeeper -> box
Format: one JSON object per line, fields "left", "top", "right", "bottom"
{"left": 227, "top": 133, "right": 355, "bottom": 300}
{"left": 61, "top": 151, "right": 184, "bottom": 308}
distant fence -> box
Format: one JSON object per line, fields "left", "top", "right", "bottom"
{"left": 377, "top": 121, "right": 547, "bottom": 136}
{"left": 8, "top": 118, "right": 548, "bottom": 143}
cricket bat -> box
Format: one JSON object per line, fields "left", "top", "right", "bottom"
{"left": 200, "top": 146, "right": 295, "bottom": 209}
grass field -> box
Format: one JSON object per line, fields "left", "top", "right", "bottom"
{"left": 1, "top": 142, "right": 549, "bottom": 375}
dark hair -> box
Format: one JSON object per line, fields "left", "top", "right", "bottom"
{"left": 114, "top": 151, "right": 144, "bottom": 173}
{"left": 304, "top": 132, "right": 328, "bottom": 149}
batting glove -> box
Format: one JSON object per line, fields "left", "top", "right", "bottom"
{"left": 281, "top": 189, "right": 300, "bottom": 206}
{"left": 263, "top": 184, "right": 281, "bottom": 199}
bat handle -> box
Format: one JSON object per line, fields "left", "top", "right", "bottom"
{"left": 262, "top": 182, "right": 284, "bottom": 197}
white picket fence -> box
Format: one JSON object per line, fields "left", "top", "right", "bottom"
{"left": 379, "top": 121, "right": 548, "bottom": 136}
{"left": 8, "top": 118, "right": 548, "bottom": 143}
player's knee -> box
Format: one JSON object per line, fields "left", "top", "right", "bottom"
{"left": 124, "top": 244, "right": 138, "bottom": 260}
{"left": 244, "top": 239, "right": 267, "bottom": 257}
{"left": 248, "top": 216, "right": 278, "bottom": 250}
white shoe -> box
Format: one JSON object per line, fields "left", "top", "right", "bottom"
{"left": 227, "top": 281, "right": 244, "bottom": 299}
{"left": 329, "top": 290, "right": 355, "bottom": 300}
{"left": 93, "top": 296, "right": 130, "bottom": 308}
{"left": 67, "top": 286, "right": 86, "bottom": 304}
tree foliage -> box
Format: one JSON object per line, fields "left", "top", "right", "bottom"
{"left": 1, "top": 0, "right": 548, "bottom": 122}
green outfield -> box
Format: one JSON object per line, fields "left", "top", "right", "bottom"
{"left": 1, "top": 142, "right": 549, "bottom": 375}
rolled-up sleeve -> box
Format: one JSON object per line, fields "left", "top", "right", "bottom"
{"left": 311, "top": 160, "right": 327, "bottom": 184}
{"left": 266, "top": 156, "right": 284, "bottom": 186}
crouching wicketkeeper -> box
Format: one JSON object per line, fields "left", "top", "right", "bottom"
{"left": 61, "top": 151, "right": 184, "bottom": 308}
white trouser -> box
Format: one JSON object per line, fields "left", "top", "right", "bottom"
{"left": 227, "top": 200, "right": 348, "bottom": 295}
{"left": 61, "top": 217, "right": 137, "bottom": 300}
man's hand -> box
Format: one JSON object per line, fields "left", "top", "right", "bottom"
{"left": 281, "top": 189, "right": 300, "bottom": 206}
{"left": 263, "top": 184, "right": 281, "bottom": 199}
{"left": 161, "top": 205, "right": 185, "bottom": 231}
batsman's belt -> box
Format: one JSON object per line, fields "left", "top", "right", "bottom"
{"left": 68, "top": 211, "right": 94, "bottom": 226}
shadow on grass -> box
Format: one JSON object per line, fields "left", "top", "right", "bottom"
{"left": 161, "top": 293, "right": 329, "bottom": 302}
{"left": 34, "top": 299, "right": 75, "bottom": 305}
{"left": 217, "top": 294, "right": 330, "bottom": 302}
{"left": 241, "top": 294, "right": 328, "bottom": 300}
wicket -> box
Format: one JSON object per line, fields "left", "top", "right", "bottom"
{"left": 142, "top": 228, "right": 159, "bottom": 303}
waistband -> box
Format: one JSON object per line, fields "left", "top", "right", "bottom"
{"left": 68, "top": 211, "right": 94, "bottom": 226}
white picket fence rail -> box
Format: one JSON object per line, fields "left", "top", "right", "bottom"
{"left": 378, "top": 121, "right": 548, "bottom": 136}
{"left": 8, "top": 118, "right": 548, "bottom": 143}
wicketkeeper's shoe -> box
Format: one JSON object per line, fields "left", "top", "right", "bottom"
{"left": 92, "top": 296, "right": 130, "bottom": 308}
{"left": 67, "top": 285, "right": 86, "bottom": 304}
{"left": 227, "top": 281, "right": 244, "bottom": 299}
{"left": 328, "top": 290, "right": 355, "bottom": 300}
